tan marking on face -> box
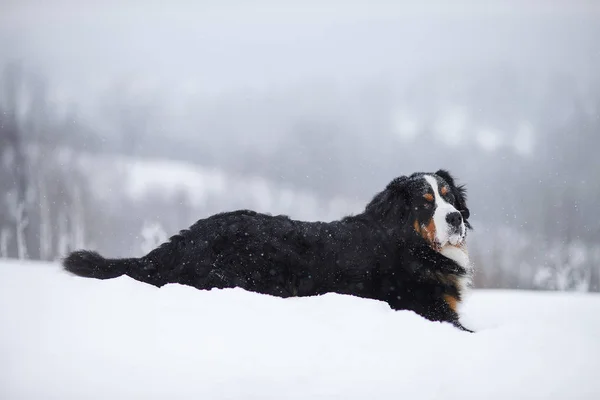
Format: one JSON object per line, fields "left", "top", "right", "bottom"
{"left": 422, "top": 218, "right": 437, "bottom": 249}
{"left": 423, "top": 193, "right": 434, "bottom": 202}
{"left": 440, "top": 186, "right": 449, "bottom": 196}
{"left": 444, "top": 294, "right": 459, "bottom": 312}
{"left": 415, "top": 218, "right": 439, "bottom": 251}
{"left": 413, "top": 219, "right": 421, "bottom": 234}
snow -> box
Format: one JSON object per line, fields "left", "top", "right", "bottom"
{"left": 1, "top": 259, "right": 599, "bottom": 400}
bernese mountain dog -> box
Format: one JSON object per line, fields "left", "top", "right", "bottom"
{"left": 63, "top": 169, "right": 474, "bottom": 331}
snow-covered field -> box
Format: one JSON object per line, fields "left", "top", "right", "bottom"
{"left": 1, "top": 259, "right": 599, "bottom": 400}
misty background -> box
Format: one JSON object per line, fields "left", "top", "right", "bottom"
{"left": 1, "top": 0, "right": 599, "bottom": 291}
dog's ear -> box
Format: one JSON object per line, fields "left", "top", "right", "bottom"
{"left": 435, "top": 169, "right": 456, "bottom": 187}
{"left": 436, "top": 169, "right": 472, "bottom": 229}
{"left": 365, "top": 176, "right": 410, "bottom": 225}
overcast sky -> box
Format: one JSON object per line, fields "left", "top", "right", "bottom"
{"left": 2, "top": 0, "right": 598, "bottom": 100}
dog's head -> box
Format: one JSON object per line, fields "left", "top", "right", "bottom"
{"left": 365, "top": 169, "right": 471, "bottom": 250}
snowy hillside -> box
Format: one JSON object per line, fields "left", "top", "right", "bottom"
{"left": 1, "top": 260, "right": 599, "bottom": 400}
{"left": 76, "top": 152, "right": 364, "bottom": 223}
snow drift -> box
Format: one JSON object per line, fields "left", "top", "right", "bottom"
{"left": 1, "top": 259, "right": 599, "bottom": 399}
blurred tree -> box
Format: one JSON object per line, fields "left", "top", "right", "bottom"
{"left": 0, "top": 62, "right": 30, "bottom": 259}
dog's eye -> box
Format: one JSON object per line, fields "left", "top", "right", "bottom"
{"left": 423, "top": 202, "right": 432, "bottom": 209}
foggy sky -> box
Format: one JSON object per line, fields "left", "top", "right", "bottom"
{"left": 2, "top": 0, "right": 599, "bottom": 103}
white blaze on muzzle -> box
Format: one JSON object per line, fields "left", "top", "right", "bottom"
{"left": 424, "top": 175, "right": 465, "bottom": 247}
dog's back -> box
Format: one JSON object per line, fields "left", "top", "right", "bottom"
{"left": 65, "top": 210, "right": 390, "bottom": 299}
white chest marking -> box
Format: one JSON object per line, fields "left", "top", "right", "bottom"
{"left": 440, "top": 244, "right": 474, "bottom": 300}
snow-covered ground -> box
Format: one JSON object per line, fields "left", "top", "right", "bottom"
{"left": 1, "top": 259, "right": 599, "bottom": 400}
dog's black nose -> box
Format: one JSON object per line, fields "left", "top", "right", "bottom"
{"left": 446, "top": 212, "right": 462, "bottom": 228}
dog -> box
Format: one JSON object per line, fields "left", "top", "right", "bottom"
{"left": 64, "top": 169, "right": 474, "bottom": 331}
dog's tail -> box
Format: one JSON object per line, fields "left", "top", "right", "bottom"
{"left": 63, "top": 250, "right": 142, "bottom": 280}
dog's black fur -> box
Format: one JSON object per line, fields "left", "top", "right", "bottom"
{"left": 64, "top": 169, "right": 473, "bottom": 331}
